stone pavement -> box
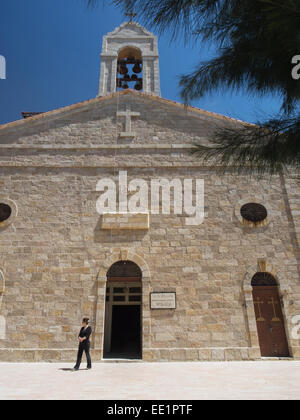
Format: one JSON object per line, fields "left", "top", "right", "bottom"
{"left": 0, "top": 361, "right": 299, "bottom": 400}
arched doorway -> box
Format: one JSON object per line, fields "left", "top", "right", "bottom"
{"left": 252, "top": 272, "right": 290, "bottom": 357}
{"left": 103, "top": 260, "right": 142, "bottom": 359}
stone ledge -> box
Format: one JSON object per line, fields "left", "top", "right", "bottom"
{"left": 0, "top": 349, "right": 102, "bottom": 363}
{"left": 101, "top": 213, "right": 150, "bottom": 230}
{"left": 119, "top": 132, "right": 137, "bottom": 138}
{"left": 143, "top": 347, "right": 264, "bottom": 362}
{"left": 0, "top": 144, "right": 197, "bottom": 150}
{"left": 1, "top": 347, "right": 290, "bottom": 362}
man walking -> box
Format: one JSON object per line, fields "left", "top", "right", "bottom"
{"left": 73, "top": 317, "right": 92, "bottom": 371}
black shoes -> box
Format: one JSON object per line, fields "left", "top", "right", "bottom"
{"left": 72, "top": 366, "right": 91, "bottom": 371}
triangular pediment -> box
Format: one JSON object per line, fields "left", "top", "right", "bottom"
{"left": 0, "top": 90, "right": 248, "bottom": 146}
{"left": 106, "top": 21, "right": 155, "bottom": 38}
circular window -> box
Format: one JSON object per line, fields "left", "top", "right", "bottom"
{"left": 240, "top": 203, "right": 267, "bottom": 223}
{"left": 0, "top": 203, "right": 12, "bottom": 222}
{"left": 0, "top": 198, "right": 17, "bottom": 229}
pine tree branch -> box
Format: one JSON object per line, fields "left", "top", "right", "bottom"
{"left": 192, "top": 115, "right": 300, "bottom": 174}
{"left": 258, "top": 0, "right": 300, "bottom": 14}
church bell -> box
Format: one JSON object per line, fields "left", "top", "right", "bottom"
{"left": 119, "top": 64, "right": 128, "bottom": 75}
{"left": 133, "top": 62, "right": 142, "bottom": 74}
{"left": 116, "top": 56, "right": 143, "bottom": 91}
{"left": 134, "top": 81, "right": 143, "bottom": 91}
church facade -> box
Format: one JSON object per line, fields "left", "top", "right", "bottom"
{"left": 0, "top": 21, "right": 300, "bottom": 362}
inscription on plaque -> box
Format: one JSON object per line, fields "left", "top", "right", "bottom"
{"left": 150, "top": 292, "right": 176, "bottom": 309}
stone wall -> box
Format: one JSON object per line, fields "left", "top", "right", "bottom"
{"left": 0, "top": 91, "right": 299, "bottom": 361}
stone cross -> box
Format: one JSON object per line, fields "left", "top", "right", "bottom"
{"left": 254, "top": 298, "right": 265, "bottom": 322}
{"left": 268, "top": 297, "right": 280, "bottom": 322}
{"left": 125, "top": 11, "right": 137, "bottom": 22}
{"left": 117, "top": 106, "right": 141, "bottom": 138}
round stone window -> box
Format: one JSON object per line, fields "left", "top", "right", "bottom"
{"left": 240, "top": 203, "right": 268, "bottom": 223}
{"left": 0, "top": 203, "right": 12, "bottom": 222}
{"left": 0, "top": 199, "right": 17, "bottom": 229}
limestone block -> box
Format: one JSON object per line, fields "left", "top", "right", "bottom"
{"left": 248, "top": 347, "right": 261, "bottom": 360}
{"left": 225, "top": 349, "right": 242, "bottom": 361}
{"left": 198, "top": 349, "right": 212, "bottom": 361}
{"left": 0, "top": 316, "right": 6, "bottom": 340}
{"left": 211, "top": 349, "right": 225, "bottom": 361}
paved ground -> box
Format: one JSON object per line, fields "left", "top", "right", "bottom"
{"left": 0, "top": 361, "right": 299, "bottom": 400}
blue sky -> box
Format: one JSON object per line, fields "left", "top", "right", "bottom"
{"left": 0, "top": 0, "right": 282, "bottom": 125}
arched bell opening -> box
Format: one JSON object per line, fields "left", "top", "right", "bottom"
{"left": 116, "top": 46, "right": 143, "bottom": 92}
{"left": 251, "top": 272, "right": 290, "bottom": 357}
{"left": 103, "top": 260, "right": 142, "bottom": 359}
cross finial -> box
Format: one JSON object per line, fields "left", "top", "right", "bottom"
{"left": 125, "top": 10, "right": 137, "bottom": 22}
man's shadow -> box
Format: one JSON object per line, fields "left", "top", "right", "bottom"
{"left": 59, "top": 368, "right": 89, "bottom": 372}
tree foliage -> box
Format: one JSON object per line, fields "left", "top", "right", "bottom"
{"left": 87, "top": 0, "right": 300, "bottom": 173}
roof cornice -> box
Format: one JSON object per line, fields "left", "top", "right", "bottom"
{"left": 0, "top": 90, "right": 251, "bottom": 133}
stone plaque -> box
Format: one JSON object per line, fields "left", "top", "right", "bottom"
{"left": 150, "top": 292, "right": 176, "bottom": 309}
{"left": 101, "top": 213, "right": 149, "bottom": 230}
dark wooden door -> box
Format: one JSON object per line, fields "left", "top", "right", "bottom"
{"left": 252, "top": 286, "right": 289, "bottom": 357}
{"left": 111, "top": 305, "right": 141, "bottom": 357}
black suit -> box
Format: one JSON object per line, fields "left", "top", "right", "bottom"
{"left": 74, "top": 326, "right": 92, "bottom": 369}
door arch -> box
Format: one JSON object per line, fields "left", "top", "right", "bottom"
{"left": 103, "top": 260, "right": 142, "bottom": 359}
{"left": 252, "top": 272, "right": 290, "bottom": 357}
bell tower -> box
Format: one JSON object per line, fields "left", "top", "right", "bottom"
{"left": 98, "top": 19, "right": 160, "bottom": 97}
